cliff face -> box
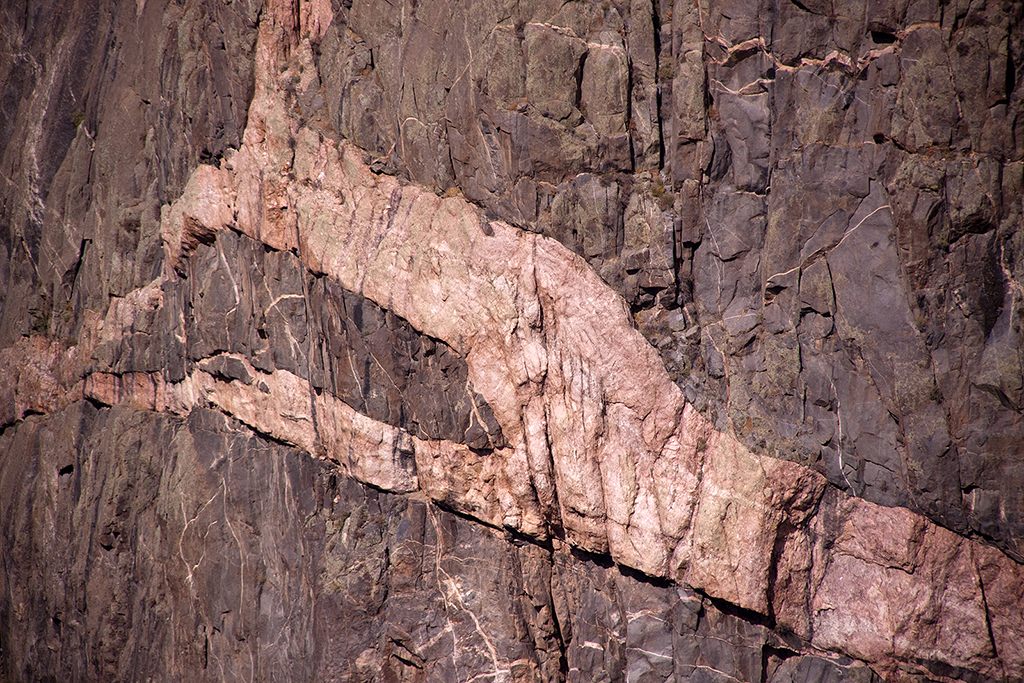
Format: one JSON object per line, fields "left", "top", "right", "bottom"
{"left": 1, "top": 0, "right": 1023, "bottom": 681}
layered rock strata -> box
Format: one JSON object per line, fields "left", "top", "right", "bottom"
{"left": 2, "top": 0, "right": 1023, "bottom": 682}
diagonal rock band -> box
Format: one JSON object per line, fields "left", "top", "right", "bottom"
{"left": 2, "top": 0, "right": 1023, "bottom": 681}
{"left": 138, "top": 6, "right": 1024, "bottom": 678}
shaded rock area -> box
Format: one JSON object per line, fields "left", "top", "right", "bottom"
{"left": 0, "top": 0, "right": 260, "bottom": 341}
{"left": 184, "top": 229, "right": 504, "bottom": 448}
{"left": 2, "top": 0, "right": 1024, "bottom": 682}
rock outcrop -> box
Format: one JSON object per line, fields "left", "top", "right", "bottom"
{"left": 2, "top": 0, "right": 1022, "bottom": 682}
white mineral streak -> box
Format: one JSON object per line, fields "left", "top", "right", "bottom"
{"left": 140, "top": 10, "right": 1024, "bottom": 679}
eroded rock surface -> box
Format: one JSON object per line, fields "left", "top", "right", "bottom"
{"left": 2, "top": 0, "right": 1023, "bottom": 682}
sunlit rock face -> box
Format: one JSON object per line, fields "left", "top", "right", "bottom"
{"left": 2, "top": 0, "right": 1023, "bottom": 681}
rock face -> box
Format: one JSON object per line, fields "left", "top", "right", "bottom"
{"left": 1, "top": 1, "right": 1022, "bottom": 682}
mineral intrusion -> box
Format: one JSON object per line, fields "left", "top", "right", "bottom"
{"left": 1, "top": 0, "right": 1022, "bottom": 682}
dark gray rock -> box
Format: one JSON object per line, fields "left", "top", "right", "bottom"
{"left": 182, "top": 228, "right": 505, "bottom": 449}
{"left": 0, "top": 0, "right": 259, "bottom": 348}
{"left": 307, "top": 271, "right": 505, "bottom": 448}
{"left": 767, "top": 654, "right": 882, "bottom": 683}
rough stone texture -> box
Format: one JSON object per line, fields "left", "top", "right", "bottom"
{"left": 183, "top": 228, "right": 504, "bottom": 449}
{"left": 3, "top": 0, "right": 1024, "bottom": 682}
{"left": 0, "top": 401, "right": 890, "bottom": 683}
{"left": 309, "top": 0, "right": 1024, "bottom": 565}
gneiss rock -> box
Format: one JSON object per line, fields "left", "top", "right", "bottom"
{"left": 157, "top": 4, "right": 1024, "bottom": 676}
{"left": 2, "top": 0, "right": 1024, "bottom": 681}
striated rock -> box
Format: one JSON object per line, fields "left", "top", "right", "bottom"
{"left": 61, "top": 8, "right": 1024, "bottom": 674}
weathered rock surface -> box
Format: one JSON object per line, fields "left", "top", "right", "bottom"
{"left": 2, "top": 0, "right": 1023, "bottom": 681}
